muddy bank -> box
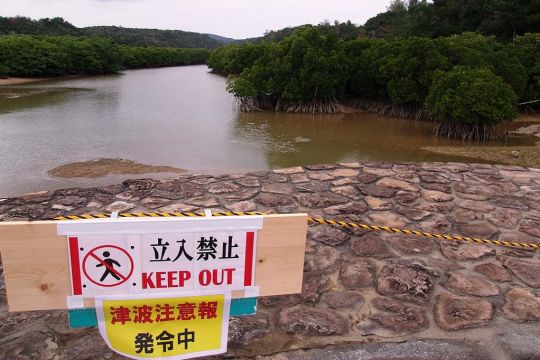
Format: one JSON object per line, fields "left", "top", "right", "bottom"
{"left": 423, "top": 142, "right": 540, "bottom": 168}
{"left": 423, "top": 117, "right": 540, "bottom": 168}
{"left": 0, "top": 77, "right": 55, "bottom": 86}
{"left": 509, "top": 124, "right": 540, "bottom": 137}
{"left": 514, "top": 114, "right": 540, "bottom": 124}
{"left": 0, "top": 75, "right": 88, "bottom": 86}
{"left": 48, "top": 158, "right": 185, "bottom": 178}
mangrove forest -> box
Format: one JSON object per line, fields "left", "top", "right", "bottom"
{"left": 207, "top": 28, "right": 539, "bottom": 140}
{"left": 0, "top": 35, "right": 210, "bottom": 76}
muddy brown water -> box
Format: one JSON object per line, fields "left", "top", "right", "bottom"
{"left": 0, "top": 65, "right": 535, "bottom": 197}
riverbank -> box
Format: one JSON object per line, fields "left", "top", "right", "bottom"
{"left": 423, "top": 142, "right": 540, "bottom": 168}
{"left": 1, "top": 162, "right": 540, "bottom": 359}
{"left": 0, "top": 77, "right": 55, "bottom": 86}
{"left": 423, "top": 115, "right": 540, "bottom": 168}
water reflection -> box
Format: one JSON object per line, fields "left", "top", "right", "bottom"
{"left": 0, "top": 87, "right": 82, "bottom": 114}
{"left": 232, "top": 111, "right": 502, "bottom": 168}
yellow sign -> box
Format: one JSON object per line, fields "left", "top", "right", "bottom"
{"left": 95, "top": 291, "right": 231, "bottom": 360}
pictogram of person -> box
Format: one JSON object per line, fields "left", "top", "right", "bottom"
{"left": 97, "top": 251, "right": 121, "bottom": 282}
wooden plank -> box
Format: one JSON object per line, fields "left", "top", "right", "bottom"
{"left": 0, "top": 222, "right": 70, "bottom": 312}
{"left": 0, "top": 214, "right": 307, "bottom": 312}
{"left": 256, "top": 214, "right": 307, "bottom": 297}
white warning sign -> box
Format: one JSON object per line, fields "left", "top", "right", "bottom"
{"left": 62, "top": 217, "right": 262, "bottom": 297}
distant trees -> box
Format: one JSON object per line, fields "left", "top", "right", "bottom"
{"left": 0, "top": 16, "right": 214, "bottom": 77}
{"left": 0, "top": 35, "right": 210, "bottom": 77}
{"left": 387, "top": 0, "right": 408, "bottom": 14}
{"left": 365, "top": 0, "right": 540, "bottom": 40}
{"left": 119, "top": 46, "right": 210, "bottom": 68}
{"left": 0, "top": 35, "right": 122, "bottom": 76}
{"left": 0, "top": 16, "right": 227, "bottom": 49}
{"left": 0, "top": 16, "right": 82, "bottom": 36}
{"left": 83, "top": 26, "right": 224, "bottom": 49}
{"left": 208, "top": 27, "right": 540, "bottom": 139}
{"left": 235, "top": 21, "right": 364, "bottom": 46}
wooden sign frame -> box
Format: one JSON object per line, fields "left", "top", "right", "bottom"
{"left": 0, "top": 214, "right": 307, "bottom": 312}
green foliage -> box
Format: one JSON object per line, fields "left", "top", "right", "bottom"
{"left": 364, "top": 5, "right": 408, "bottom": 38}
{"left": 365, "top": 0, "right": 540, "bottom": 40}
{"left": 512, "top": 33, "right": 540, "bottom": 101}
{"left": 119, "top": 46, "right": 209, "bottom": 69}
{"left": 0, "top": 35, "right": 210, "bottom": 77}
{"left": 226, "top": 28, "right": 349, "bottom": 105}
{"left": 0, "top": 35, "right": 122, "bottom": 76}
{"left": 343, "top": 39, "right": 379, "bottom": 98}
{"left": 0, "top": 16, "right": 82, "bottom": 36}
{"left": 425, "top": 67, "right": 517, "bottom": 126}
{"left": 235, "top": 22, "right": 363, "bottom": 45}
{"left": 0, "top": 64, "right": 9, "bottom": 78}
{"left": 207, "top": 43, "right": 265, "bottom": 75}
{"left": 434, "top": 33, "right": 529, "bottom": 97}
{"left": 377, "top": 37, "right": 450, "bottom": 104}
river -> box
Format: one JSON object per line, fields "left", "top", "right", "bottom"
{"left": 0, "top": 65, "right": 533, "bottom": 197}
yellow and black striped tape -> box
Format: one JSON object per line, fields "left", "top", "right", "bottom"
{"left": 55, "top": 211, "right": 265, "bottom": 221}
{"left": 308, "top": 217, "right": 540, "bottom": 250}
{"left": 55, "top": 212, "right": 539, "bottom": 250}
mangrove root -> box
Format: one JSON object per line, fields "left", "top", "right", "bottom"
{"left": 346, "top": 98, "right": 435, "bottom": 121}
{"left": 434, "top": 122, "right": 509, "bottom": 141}
{"left": 235, "top": 96, "right": 344, "bottom": 114}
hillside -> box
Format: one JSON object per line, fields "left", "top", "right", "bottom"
{"left": 82, "top": 26, "right": 225, "bottom": 49}
{"left": 0, "top": 16, "right": 82, "bottom": 36}
{"left": 232, "top": 0, "right": 539, "bottom": 45}
{"left": 207, "top": 33, "right": 234, "bottom": 44}
{"left": 0, "top": 16, "right": 231, "bottom": 49}
{"left": 233, "top": 20, "right": 363, "bottom": 44}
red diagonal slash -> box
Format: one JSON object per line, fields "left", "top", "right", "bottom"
{"left": 89, "top": 250, "right": 128, "bottom": 281}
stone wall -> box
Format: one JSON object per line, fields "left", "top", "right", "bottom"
{"left": 1, "top": 162, "right": 540, "bottom": 359}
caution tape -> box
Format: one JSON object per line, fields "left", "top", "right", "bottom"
{"left": 54, "top": 211, "right": 265, "bottom": 220}
{"left": 308, "top": 217, "right": 539, "bottom": 250}
{"left": 55, "top": 212, "right": 539, "bottom": 250}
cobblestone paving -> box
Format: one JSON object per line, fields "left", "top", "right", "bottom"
{"left": 1, "top": 162, "right": 540, "bottom": 359}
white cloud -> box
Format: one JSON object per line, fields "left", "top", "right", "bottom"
{"left": 0, "top": 0, "right": 391, "bottom": 38}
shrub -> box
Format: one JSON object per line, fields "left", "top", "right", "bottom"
{"left": 425, "top": 66, "right": 517, "bottom": 139}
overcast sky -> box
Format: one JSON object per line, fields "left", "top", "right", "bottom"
{"left": 1, "top": 0, "right": 392, "bottom": 39}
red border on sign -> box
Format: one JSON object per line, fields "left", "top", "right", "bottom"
{"left": 69, "top": 237, "right": 83, "bottom": 295}
{"left": 82, "top": 244, "right": 134, "bottom": 287}
{"left": 244, "top": 232, "right": 255, "bottom": 286}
